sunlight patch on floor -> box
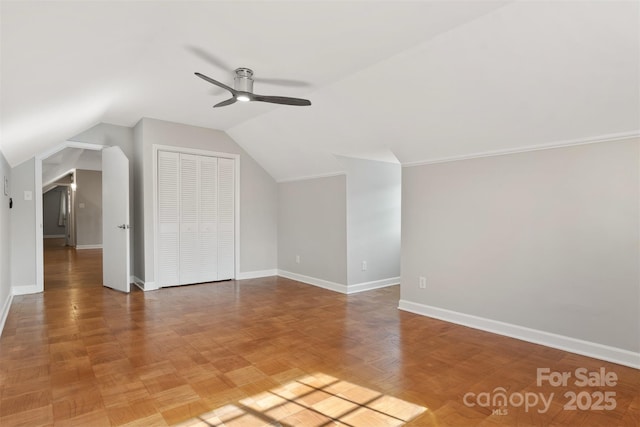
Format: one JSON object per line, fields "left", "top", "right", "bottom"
{"left": 175, "top": 372, "right": 427, "bottom": 426}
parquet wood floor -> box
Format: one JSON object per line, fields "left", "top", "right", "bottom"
{"left": 0, "top": 240, "right": 638, "bottom": 426}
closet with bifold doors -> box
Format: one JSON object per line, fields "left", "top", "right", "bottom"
{"left": 157, "top": 150, "right": 235, "bottom": 287}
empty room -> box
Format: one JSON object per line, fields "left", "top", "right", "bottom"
{"left": 0, "top": 1, "right": 638, "bottom": 426}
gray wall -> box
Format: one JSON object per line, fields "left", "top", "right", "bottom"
{"left": 43, "top": 188, "right": 67, "bottom": 237}
{"left": 135, "top": 118, "right": 278, "bottom": 284}
{"left": 0, "top": 150, "right": 12, "bottom": 328}
{"left": 278, "top": 175, "right": 348, "bottom": 285}
{"left": 75, "top": 170, "right": 102, "bottom": 246}
{"left": 343, "top": 157, "right": 401, "bottom": 285}
{"left": 401, "top": 138, "right": 640, "bottom": 352}
{"left": 10, "top": 158, "right": 36, "bottom": 290}
{"left": 133, "top": 122, "right": 145, "bottom": 280}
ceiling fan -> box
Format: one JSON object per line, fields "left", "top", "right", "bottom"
{"left": 195, "top": 68, "right": 311, "bottom": 108}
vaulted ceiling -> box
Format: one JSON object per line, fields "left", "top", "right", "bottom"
{"left": 1, "top": 1, "right": 638, "bottom": 181}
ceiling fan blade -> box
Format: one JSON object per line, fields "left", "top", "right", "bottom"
{"left": 256, "top": 77, "right": 311, "bottom": 88}
{"left": 252, "top": 94, "right": 311, "bottom": 106}
{"left": 186, "top": 46, "right": 232, "bottom": 72}
{"left": 214, "top": 97, "right": 237, "bottom": 108}
{"left": 195, "top": 72, "right": 235, "bottom": 94}
{"left": 209, "top": 87, "right": 226, "bottom": 96}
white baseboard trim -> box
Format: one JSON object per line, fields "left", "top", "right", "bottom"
{"left": 76, "top": 244, "right": 102, "bottom": 250}
{"left": 44, "top": 234, "right": 65, "bottom": 239}
{"left": 132, "top": 276, "right": 159, "bottom": 292}
{"left": 278, "top": 270, "right": 348, "bottom": 294}
{"left": 348, "top": 277, "right": 400, "bottom": 294}
{"left": 277, "top": 271, "right": 400, "bottom": 295}
{"left": 398, "top": 300, "right": 640, "bottom": 369}
{"left": 236, "top": 269, "right": 278, "bottom": 280}
{"left": 12, "top": 285, "right": 40, "bottom": 295}
{"left": 0, "top": 292, "right": 14, "bottom": 337}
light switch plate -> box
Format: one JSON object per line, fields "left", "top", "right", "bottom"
{"left": 24, "top": 190, "right": 32, "bottom": 201}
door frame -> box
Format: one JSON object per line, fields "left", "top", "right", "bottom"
{"left": 152, "top": 144, "right": 240, "bottom": 289}
{"left": 35, "top": 141, "right": 106, "bottom": 292}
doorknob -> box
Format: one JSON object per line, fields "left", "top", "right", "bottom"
{"left": 117, "top": 224, "right": 130, "bottom": 229}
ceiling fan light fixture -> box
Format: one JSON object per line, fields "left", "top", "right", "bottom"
{"left": 236, "top": 94, "right": 251, "bottom": 102}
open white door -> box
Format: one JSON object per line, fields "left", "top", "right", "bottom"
{"left": 102, "top": 146, "right": 130, "bottom": 293}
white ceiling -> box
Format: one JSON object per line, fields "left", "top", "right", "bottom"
{"left": 1, "top": 1, "right": 638, "bottom": 181}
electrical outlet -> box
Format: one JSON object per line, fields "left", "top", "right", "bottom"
{"left": 295, "top": 255, "right": 300, "bottom": 264}
{"left": 361, "top": 261, "right": 367, "bottom": 271}
{"left": 419, "top": 276, "right": 426, "bottom": 289}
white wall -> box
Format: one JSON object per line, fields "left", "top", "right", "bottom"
{"left": 42, "top": 150, "right": 82, "bottom": 186}
{"left": 10, "top": 158, "right": 36, "bottom": 292}
{"left": 343, "top": 157, "right": 401, "bottom": 286}
{"left": 135, "top": 118, "right": 278, "bottom": 285}
{"left": 400, "top": 138, "right": 639, "bottom": 357}
{"left": 75, "top": 170, "right": 102, "bottom": 247}
{"left": 70, "top": 123, "right": 135, "bottom": 158}
{"left": 75, "top": 150, "right": 102, "bottom": 171}
{"left": 278, "top": 175, "right": 348, "bottom": 286}
{"left": 0, "top": 150, "right": 12, "bottom": 332}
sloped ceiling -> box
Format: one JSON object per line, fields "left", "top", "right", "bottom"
{"left": 1, "top": 1, "right": 638, "bottom": 182}
{"left": 41, "top": 147, "right": 102, "bottom": 186}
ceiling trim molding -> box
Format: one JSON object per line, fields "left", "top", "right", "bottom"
{"left": 36, "top": 140, "right": 107, "bottom": 161}
{"left": 277, "top": 171, "right": 346, "bottom": 184}
{"left": 402, "top": 131, "right": 640, "bottom": 168}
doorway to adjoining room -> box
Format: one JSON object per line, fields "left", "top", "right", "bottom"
{"left": 41, "top": 149, "right": 103, "bottom": 290}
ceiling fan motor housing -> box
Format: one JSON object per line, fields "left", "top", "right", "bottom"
{"left": 234, "top": 68, "right": 254, "bottom": 93}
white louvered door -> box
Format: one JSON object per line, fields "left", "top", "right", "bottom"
{"left": 217, "top": 158, "right": 235, "bottom": 280}
{"left": 157, "top": 150, "right": 235, "bottom": 287}
{"left": 179, "top": 154, "right": 199, "bottom": 285}
{"left": 157, "top": 151, "right": 180, "bottom": 287}
{"left": 198, "top": 156, "right": 218, "bottom": 282}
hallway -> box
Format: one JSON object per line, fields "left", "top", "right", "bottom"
{"left": 43, "top": 238, "right": 103, "bottom": 290}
